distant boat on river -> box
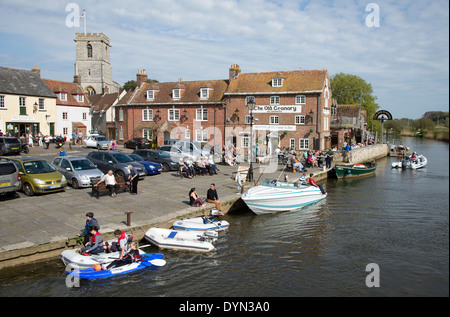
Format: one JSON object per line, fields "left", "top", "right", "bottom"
{"left": 334, "top": 162, "right": 377, "bottom": 179}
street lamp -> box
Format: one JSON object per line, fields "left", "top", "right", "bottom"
{"left": 247, "top": 99, "right": 256, "bottom": 182}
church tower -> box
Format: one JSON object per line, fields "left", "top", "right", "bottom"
{"left": 74, "top": 33, "right": 119, "bottom": 95}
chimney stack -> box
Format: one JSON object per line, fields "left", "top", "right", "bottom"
{"left": 73, "top": 74, "right": 82, "bottom": 85}
{"left": 229, "top": 64, "right": 241, "bottom": 82}
{"left": 31, "top": 66, "right": 41, "bottom": 78}
{"left": 136, "top": 69, "right": 148, "bottom": 87}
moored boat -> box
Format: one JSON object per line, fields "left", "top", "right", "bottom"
{"left": 61, "top": 248, "right": 146, "bottom": 269}
{"left": 172, "top": 209, "right": 229, "bottom": 232}
{"left": 410, "top": 155, "right": 427, "bottom": 169}
{"left": 334, "top": 162, "right": 377, "bottom": 179}
{"left": 144, "top": 228, "right": 218, "bottom": 252}
{"left": 241, "top": 179, "right": 327, "bottom": 215}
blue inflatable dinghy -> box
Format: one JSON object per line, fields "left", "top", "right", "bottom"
{"left": 68, "top": 253, "right": 165, "bottom": 280}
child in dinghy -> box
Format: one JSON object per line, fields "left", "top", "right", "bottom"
{"left": 102, "top": 241, "right": 142, "bottom": 270}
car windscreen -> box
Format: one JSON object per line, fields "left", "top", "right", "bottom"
{"left": 157, "top": 151, "right": 170, "bottom": 158}
{"left": 71, "top": 159, "right": 97, "bottom": 170}
{"left": 23, "top": 160, "right": 56, "bottom": 174}
{"left": 128, "top": 154, "right": 144, "bottom": 161}
{"left": 112, "top": 153, "right": 133, "bottom": 163}
{"left": 97, "top": 136, "right": 109, "bottom": 141}
{"left": 0, "top": 163, "right": 17, "bottom": 175}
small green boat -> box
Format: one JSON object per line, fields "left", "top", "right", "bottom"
{"left": 334, "top": 162, "right": 377, "bottom": 179}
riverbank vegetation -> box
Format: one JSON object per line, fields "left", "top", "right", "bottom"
{"left": 385, "top": 111, "right": 449, "bottom": 142}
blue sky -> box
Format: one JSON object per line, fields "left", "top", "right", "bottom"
{"left": 0, "top": 0, "right": 448, "bottom": 119}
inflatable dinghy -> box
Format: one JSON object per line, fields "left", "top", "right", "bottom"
{"left": 144, "top": 228, "right": 218, "bottom": 252}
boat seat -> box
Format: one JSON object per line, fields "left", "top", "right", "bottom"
{"left": 167, "top": 231, "right": 177, "bottom": 239}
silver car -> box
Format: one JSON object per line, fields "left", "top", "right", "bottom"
{"left": 84, "top": 135, "right": 111, "bottom": 150}
{"left": 51, "top": 156, "right": 104, "bottom": 189}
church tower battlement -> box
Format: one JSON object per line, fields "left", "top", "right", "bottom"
{"left": 74, "top": 32, "right": 119, "bottom": 96}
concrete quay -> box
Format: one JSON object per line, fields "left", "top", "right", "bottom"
{"left": 0, "top": 143, "right": 386, "bottom": 269}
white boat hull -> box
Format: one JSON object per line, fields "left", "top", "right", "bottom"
{"left": 411, "top": 155, "right": 427, "bottom": 169}
{"left": 172, "top": 217, "right": 229, "bottom": 232}
{"left": 60, "top": 249, "right": 145, "bottom": 269}
{"left": 144, "top": 228, "right": 217, "bottom": 252}
{"left": 241, "top": 182, "right": 327, "bottom": 215}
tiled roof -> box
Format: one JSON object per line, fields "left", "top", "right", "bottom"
{"left": 337, "top": 104, "right": 361, "bottom": 117}
{"left": 225, "top": 69, "right": 328, "bottom": 94}
{"left": 88, "top": 92, "right": 122, "bottom": 112}
{"left": 0, "top": 66, "right": 56, "bottom": 98}
{"left": 124, "top": 79, "right": 229, "bottom": 105}
{"left": 42, "top": 79, "right": 89, "bottom": 107}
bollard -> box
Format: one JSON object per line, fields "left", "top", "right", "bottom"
{"left": 125, "top": 211, "right": 132, "bottom": 226}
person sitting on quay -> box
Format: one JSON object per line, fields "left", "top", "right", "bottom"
{"left": 94, "top": 169, "right": 120, "bottom": 197}
{"left": 293, "top": 155, "right": 304, "bottom": 173}
{"left": 189, "top": 188, "right": 206, "bottom": 207}
{"left": 179, "top": 159, "right": 193, "bottom": 178}
{"left": 208, "top": 156, "right": 218, "bottom": 174}
{"left": 196, "top": 157, "right": 208, "bottom": 176}
{"left": 207, "top": 183, "right": 222, "bottom": 212}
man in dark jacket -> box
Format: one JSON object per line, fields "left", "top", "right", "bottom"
{"left": 207, "top": 183, "right": 222, "bottom": 211}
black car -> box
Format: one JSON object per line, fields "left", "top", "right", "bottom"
{"left": 0, "top": 137, "right": 22, "bottom": 156}
{"left": 132, "top": 149, "right": 179, "bottom": 172}
{"left": 124, "top": 138, "right": 152, "bottom": 149}
{"left": 86, "top": 151, "right": 147, "bottom": 179}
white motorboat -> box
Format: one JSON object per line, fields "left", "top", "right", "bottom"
{"left": 391, "top": 155, "right": 427, "bottom": 170}
{"left": 411, "top": 155, "right": 427, "bottom": 169}
{"left": 172, "top": 209, "right": 229, "bottom": 232}
{"left": 241, "top": 179, "right": 327, "bottom": 215}
{"left": 144, "top": 228, "right": 218, "bottom": 252}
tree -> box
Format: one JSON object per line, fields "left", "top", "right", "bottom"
{"left": 330, "top": 73, "right": 379, "bottom": 128}
{"left": 122, "top": 80, "right": 137, "bottom": 92}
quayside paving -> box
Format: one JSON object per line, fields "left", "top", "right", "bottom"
{"left": 0, "top": 144, "right": 387, "bottom": 269}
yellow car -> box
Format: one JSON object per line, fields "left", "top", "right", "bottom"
{"left": 9, "top": 158, "right": 67, "bottom": 196}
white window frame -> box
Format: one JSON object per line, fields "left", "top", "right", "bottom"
{"left": 62, "top": 112, "right": 68, "bottom": 120}
{"left": 38, "top": 98, "right": 45, "bottom": 111}
{"left": 82, "top": 112, "right": 87, "bottom": 120}
{"left": 19, "top": 97, "right": 26, "bottom": 107}
{"left": 299, "top": 138, "right": 309, "bottom": 150}
{"left": 290, "top": 138, "right": 296, "bottom": 150}
{"left": 196, "top": 129, "right": 208, "bottom": 143}
{"left": 119, "top": 109, "right": 124, "bottom": 121}
{"left": 245, "top": 96, "right": 255, "bottom": 105}
{"left": 270, "top": 115, "right": 279, "bottom": 125}
{"left": 76, "top": 94, "right": 84, "bottom": 102}
{"left": 200, "top": 88, "right": 209, "bottom": 100}
{"left": 146, "top": 90, "right": 155, "bottom": 101}
{"left": 0, "top": 95, "right": 5, "bottom": 108}
{"left": 196, "top": 107, "right": 208, "bottom": 121}
{"left": 245, "top": 115, "right": 253, "bottom": 125}
{"left": 142, "top": 128, "right": 153, "bottom": 140}
{"left": 272, "top": 78, "right": 283, "bottom": 87}
{"left": 168, "top": 109, "right": 180, "bottom": 121}
{"left": 142, "top": 108, "right": 153, "bottom": 121}
{"left": 270, "top": 96, "right": 280, "bottom": 105}
{"left": 295, "top": 95, "right": 306, "bottom": 105}
{"left": 185, "top": 127, "right": 190, "bottom": 139}
{"left": 63, "top": 127, "right": 68, "bottom": 135}
{"left": 295, "top": 115, "right": 305, "bottom": 125}
{"left": 172, "top": 89, "right": 181, "bottom": 100}
{"left": 241, "top": 136, "right": 250, "bottom": 148}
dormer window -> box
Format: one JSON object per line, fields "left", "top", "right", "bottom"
{"left": 58, "top": 93, "right": 67, "bottom": 101}
{"left": 146, "top": 90, "right": 155, "bottom": 101}
{"left": 272, "top": 78, "right": 283, "bottom": 87}
{"left": 173, "top": 89, "right": 181, "bottom": 100}
{"left": 200, "top": 88, "right": 210, "bottom": 100}
{"left": 76, "top": 94, "right": 84, "bottom": 103}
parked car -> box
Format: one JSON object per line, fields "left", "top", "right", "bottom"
{"left": 0, "top": 137, "right": 22, "bottom": 156}
{"left": 86, "top": 151, "right": 147, "bottom": 179}
{"left": 164, "top": 139, "right": 211, "bottom": 158}
{"left": 84, "top": 135, "right": 112, "bottom": 150}
{"left": 156, "top": 145, "right": 191, "bottom": 161}
{"left": 124, "top": 138, "right": 152, "bottom": 149}
{"left": 51, "top": 156, "right": 104, "bottom": 189}
{"left": 8, "top": 158, "right": 67, "bottom": 196}
{"left": 132, "top": 149, "right": 179, "bottom": 172}
{"left": 0, "top": 158, "right": 21, "bottom": 197}
{"left": 127, "top": 153, "right": 163, "bottom": 175}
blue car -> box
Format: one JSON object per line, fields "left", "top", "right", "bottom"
{"left": 127, "top": 153, "right": 163, "bottom": 175}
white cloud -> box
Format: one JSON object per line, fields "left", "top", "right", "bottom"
{"left": 0, "top": 0, "right": 448, "bottom": 118}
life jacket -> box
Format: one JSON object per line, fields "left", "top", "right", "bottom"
{"left": 89, "top": 231, "right": 102, "bottom": 246}
{"left": 124, "top": 249, "right": 142, "bottom": 262}
{"left": 117, "top": 231, "right": 128, "bottom": 249}
{"left": 84, "top": 217, "right": 98, "bottom": 234}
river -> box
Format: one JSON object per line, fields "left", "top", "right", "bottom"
{"left": 0, "top": 137, "right": 448, "bottom": 297}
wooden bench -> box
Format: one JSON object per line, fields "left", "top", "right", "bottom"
{"left": 91, "top": 176, "right": 130, "bottom": 198}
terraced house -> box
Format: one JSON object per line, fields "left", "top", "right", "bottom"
{"left": 115, "top": 65, "right": 334, "bottom": 158}
{"left": 0, "top": 66, "right": 57, "bottom": 138}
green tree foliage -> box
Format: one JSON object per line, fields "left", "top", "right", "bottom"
{"left": 122, "top": 79, "right": 160, "bottom": 92}
{"left": 330, "top": 73, "right": 379, "bottom": 128}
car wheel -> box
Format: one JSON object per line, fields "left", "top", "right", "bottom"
{"left": 72, "top": 178, "right": 79, "bottom": 189}
{"left": 115, "top": 170, "right": 125, "bottom": 178}
{"left": 23, "top": 183, "right": 34, "bottom": 196}
{"left": 97, "top": 144, "right": 102, "bottom": 150}
{"left": 162, "top": 163, "right": 170, "bottom": 172}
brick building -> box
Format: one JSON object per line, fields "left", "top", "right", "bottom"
{"left": 224, "top": 65, "right": 332, "bottom": 160}
{"left": 115, "top": 69, "right": 228, "bottom": 152}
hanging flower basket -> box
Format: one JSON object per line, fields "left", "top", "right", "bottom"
{"left": 309, "top": 129, "right": 314, "bottom": 133}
